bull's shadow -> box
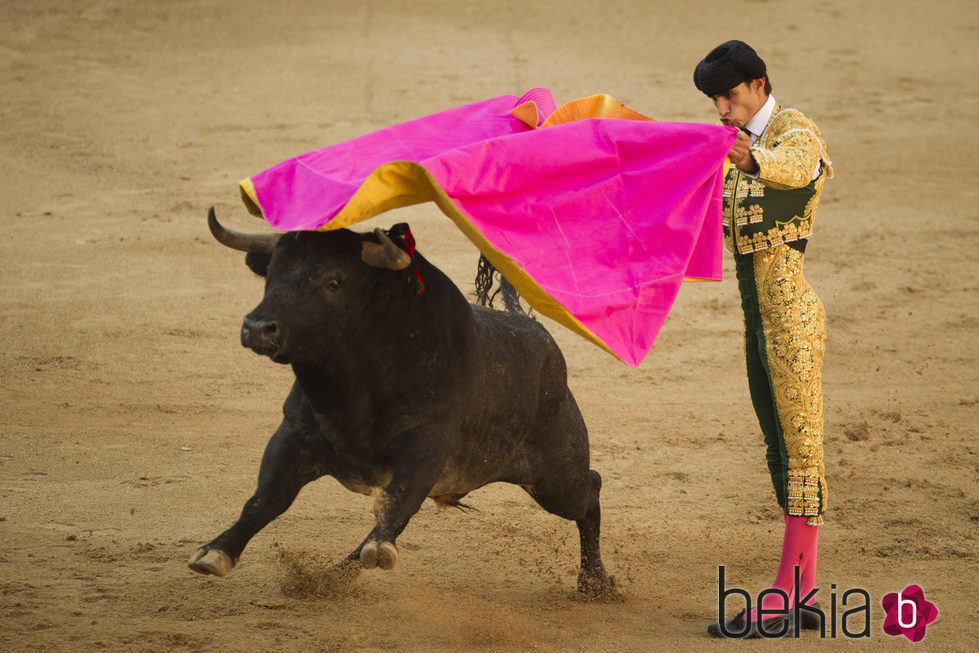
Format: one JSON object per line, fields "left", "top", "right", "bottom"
{"left": 188, "top": 209, "right": 617, "bottom": 600}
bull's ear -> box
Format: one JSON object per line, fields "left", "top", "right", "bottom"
{"left": 245, "top": 252, "right": 271, "bottom": 278}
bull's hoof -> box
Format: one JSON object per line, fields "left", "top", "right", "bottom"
{"left": 360, "top": 541, "right": 398, "bottom": 570}
{"left": 576, "top": 572, "right": 622, "bottom": 603}
{"left": 187, "top": 548, "right": 234, "bottom": 577}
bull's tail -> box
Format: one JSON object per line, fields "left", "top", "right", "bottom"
{"left": 474, "top": 254, "right": 526, "bottom": 315}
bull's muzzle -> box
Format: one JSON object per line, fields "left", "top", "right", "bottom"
{"left": 241, "top": 316, "right": 281, "bottom": 357}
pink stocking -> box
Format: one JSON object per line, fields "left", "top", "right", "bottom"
{"left": 748, "top": 514, "right": 819, "bottom": 622}
{"left": 800, "top": 523, "right": 819, "bottom": 602}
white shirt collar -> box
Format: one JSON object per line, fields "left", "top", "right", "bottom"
{"left": 744, "top": 95, "right": 776, "bottom": 144}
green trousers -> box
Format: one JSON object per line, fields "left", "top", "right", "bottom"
{"left": 734, "top": 244, "right": 827, "bottom": 524}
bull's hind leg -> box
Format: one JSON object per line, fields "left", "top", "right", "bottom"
{"left": 188, "top": 418, "right": 327, "bottom": 576}
{"left": 524, "top": 468, "right": 618, "bottom": 601}
{"left": 574, "top": 470, "right": 618, "bottom": 599}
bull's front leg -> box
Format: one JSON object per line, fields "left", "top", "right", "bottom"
{"left": 356, "top": 432, "right": 445, "bottom": 571}
{"left": 188, "top": 417, "right": 328, "bottom": 576}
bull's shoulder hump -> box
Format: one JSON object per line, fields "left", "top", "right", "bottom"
{"left": 470, "top": 305, "right": 557, "bottom": 343}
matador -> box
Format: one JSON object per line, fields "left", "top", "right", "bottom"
{"left": 694, "top": 40, "right": 833, "bottom": 639}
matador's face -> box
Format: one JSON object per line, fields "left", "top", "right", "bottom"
{"left": 711, "top": 79, "right": 767, "bottom": 129}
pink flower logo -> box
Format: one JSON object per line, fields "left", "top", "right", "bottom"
{"left": 882, "top": 584, "right": 938, "bottom": 642}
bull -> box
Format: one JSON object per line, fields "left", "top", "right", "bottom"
{"left": 188, "top": 208, "right": 616, "bottom": 598}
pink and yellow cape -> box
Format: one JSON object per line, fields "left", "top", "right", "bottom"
{"left": 239, "top": 88, "right": 736, "bottom": 367}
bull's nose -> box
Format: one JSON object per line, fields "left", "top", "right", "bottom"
{"left": 241, "top": 316, "right": 280, "bottom": 349}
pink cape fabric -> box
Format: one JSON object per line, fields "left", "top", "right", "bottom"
{"left": 243, "top": 89, "right": 737, "bottom": 367}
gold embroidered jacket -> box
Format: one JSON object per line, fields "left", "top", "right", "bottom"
{"left": 722, "top": 105, "right": 833, "bottom": 254}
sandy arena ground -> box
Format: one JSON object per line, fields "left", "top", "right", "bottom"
{"left": 1, "top": 1, "right": 976, "bottom": 650}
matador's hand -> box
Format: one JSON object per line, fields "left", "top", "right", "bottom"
{"left": 729, "top": 131, "right": 759, "bottom": 174}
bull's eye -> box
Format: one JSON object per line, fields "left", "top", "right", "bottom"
{"left": 327, "top": 279, "right": 341, "bottom": 291}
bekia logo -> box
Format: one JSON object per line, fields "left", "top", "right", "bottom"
{"left": 716, "top": 568, "right": 939, "bottom": 641}
{"left": 882, "top": 585, "right": 938, "bottom": 643}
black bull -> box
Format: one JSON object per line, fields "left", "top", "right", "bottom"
{"left": 189, "top": 209, "right": 616, "bottom": 598}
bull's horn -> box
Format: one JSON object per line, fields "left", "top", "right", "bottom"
{"left": 207, "top": 207, "right": 282, "bottom": 254}
{"left": 361, "top": 228, "right": 411, "bottom": 270}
